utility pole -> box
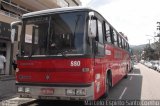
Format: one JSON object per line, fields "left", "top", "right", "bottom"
{"left": 157, "top": 22, "right": 160, "bottom": 32}
{"left": 156, "top": 22, "right": 160, "bottom": 60}
{"left": 148, "top": 39, "right": 151, "bottom": 48}
{"left": 156, "top": 22, "right": 160, "bottom": 41}
{"left": 146, "top": 34, "right": 157, "bottom": 48}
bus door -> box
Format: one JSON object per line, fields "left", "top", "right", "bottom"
{"left": 90, "top": 17, "right": 105, "bottom": 98}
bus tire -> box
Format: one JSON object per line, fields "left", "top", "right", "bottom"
{"left": 101, "top": 73, "right": 111, "bottom": 99}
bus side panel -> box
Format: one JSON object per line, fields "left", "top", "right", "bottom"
{"left": 106, "top": 44, "right": 130, "bottom": 87}
{"left": 93, "top": 58, "right": 106, "bottom": 100}
{"left": 105, "top": 44, "right": 119, "bottom": 86}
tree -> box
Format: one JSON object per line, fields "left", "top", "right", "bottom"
{"left": 143, "top": 45, "right": 158, "bottom": 60}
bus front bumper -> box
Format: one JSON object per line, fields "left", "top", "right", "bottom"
{"left": 16, "top": 82, "right": 94, "bottom": 100}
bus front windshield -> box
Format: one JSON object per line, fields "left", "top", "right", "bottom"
{"left": 21, "top": 12, "right": 87, "bottom": 56}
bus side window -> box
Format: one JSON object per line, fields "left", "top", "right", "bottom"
{"left": 97, "top": 20, "right": 103, "bottom": 44}
{"left": 105, "top": 23, "right": 112, "bottom": 44}
{"left": 110, "top": 28, "right": 114, "bottom": 44}
{"left": 125, "top": 42, "right": 128, "bottom": 50}
{"left": 122, "top": 39, "right": 125, "bottom": 49}
{"left": 96, "top": 20, "right": 105, "bottom": 56}
{"left": 113, "top": 30, "right": 118, "bottom": 47}
{"left": 125, "top": 41, "right": 127, "bottom": 50}
{"left": 123, "top": 41, "right": 125, "bottom": 49}
{"left": 118, "top": 36, "right": 122, "bottom": 48}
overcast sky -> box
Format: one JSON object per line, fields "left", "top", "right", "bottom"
{"left": 80, "top": 0, "right": 160, "bottom": 45}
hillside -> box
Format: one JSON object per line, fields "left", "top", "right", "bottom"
{"left": 131, "top": 44, "right": 147, "bottom": 52}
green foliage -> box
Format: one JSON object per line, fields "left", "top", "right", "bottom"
{"left": 143, "top": 45, "right": 159, "bottom": 60}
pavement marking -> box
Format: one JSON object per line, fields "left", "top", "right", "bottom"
{"left": 128, "top": 73, "right": 142, "bottom": 76}
{"left": 130, "top": 76, "right": 133, "bottom": 80}
{"left": 119, "top": 87, "right": 127, "bottom": 100}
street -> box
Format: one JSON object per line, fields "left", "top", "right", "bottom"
{"left": 1, "top": 63, "right": 160, "bottom": 106}
{"left": 0, "top": 79, "right": 16, "bottom": 100}
{"left": 108, "top": 63, "right": 160, "bottom": 100}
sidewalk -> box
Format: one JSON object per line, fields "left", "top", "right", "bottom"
{"left": 0, "top": 75, "right": 15, "bottom": 81}
{"left": 0, "top": 97, "right": 36, "bottom": 106}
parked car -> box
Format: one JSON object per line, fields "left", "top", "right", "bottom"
{"left": 144, "top": 61, "right": 148, "bottom": 66}
{"left": 153, "top": 63, "right": 159, "bottom": 70}
{"left": 140, "top": 60, "right": 145, "bottom": 64}
{"left": 147, "top": 62, "right": 153, "bottom": 68}
{"left": 157, "top": 65, "right": 160, "bottom": 72}
{"left": 150, "top": 61, "right": 157, "bottom": 70}
{"left": 144, "top": 61, "right": 152, "bottom": 68}
{"left": 150, "top": 61, "right": 159, "bottom": 70}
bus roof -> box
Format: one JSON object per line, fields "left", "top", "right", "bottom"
{"left": 22, "top": 6, "right": 92, "bottom": 18}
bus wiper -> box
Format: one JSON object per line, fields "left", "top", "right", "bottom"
{"left": 64, "top": 49, "right": 73, "bottom": 53}
{"left": 51, "top": 44, "right": 67, "bottom": 57}
{"left": 57, "top": 50, "right": 67, "bottom": 57}
{"left": 57, "top": 49, "right": 74, "bottom": 57}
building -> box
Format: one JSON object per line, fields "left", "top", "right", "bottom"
{"left": 0, "top": 0, "right": 81, "bottom": 75}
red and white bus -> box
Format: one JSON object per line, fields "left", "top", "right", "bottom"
{"left": 11, "top": 7, "right": 131, "bottom": 100}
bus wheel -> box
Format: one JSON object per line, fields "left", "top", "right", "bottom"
{"left": 101, "top": 74, "right": 111, "bottom": 99}
{"left": 108, "top": 74, "right": 112, "bottom": 88}
{"left": 124, "top": 66, "right": 128, "bottom": 79}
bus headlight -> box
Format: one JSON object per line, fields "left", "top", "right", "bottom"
{"left": 25, "top": 87, "right": 30, "bottom": 93}
{"left": 18, "top": 87, "right": 24, "bottom": 92}
{"left": 76, "top": 89, "right": 86, "bottom": 96}
{"left": 66, "top": 89, "right": 76, "bottom": 95}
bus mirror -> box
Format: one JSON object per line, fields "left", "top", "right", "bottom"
{"left": 88, "top": 12, "right": 96, "bottom": 38}
{"left": 11, "top": 29, "right": 16, "bottom": 43}
{"left": 88, "top": 20, "right": 96, "bottom": 38}
{"left": 89, "top": 12, "right": 94, "bottom": 16}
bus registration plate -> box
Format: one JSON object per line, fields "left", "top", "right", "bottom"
{"left": 41, "top": 88, "right": 54, "bottom": 95}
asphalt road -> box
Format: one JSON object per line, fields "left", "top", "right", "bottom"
{"left": 1, "top": 63, "right": 160, "bottom": 106}
{"left": 0, "top": 79, "right": 16, "bottom": 100}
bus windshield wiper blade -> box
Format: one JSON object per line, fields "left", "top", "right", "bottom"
{"left": 57, "top": 50, "right": 67, "bottom": 57}
{"left": 64, "top": 49, "right": 73, "bottom": 53}
{"left": 57, "top": 49, "right": 73, "bottom": 57}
